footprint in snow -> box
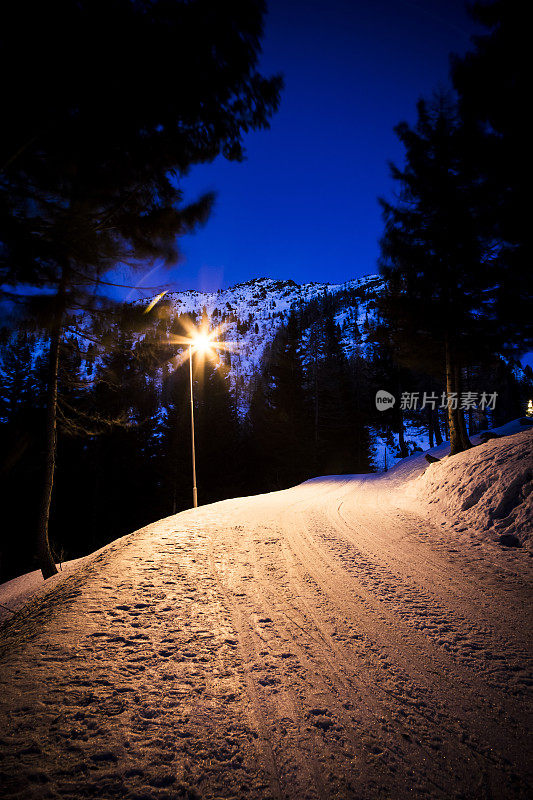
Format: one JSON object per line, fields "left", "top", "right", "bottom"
{"left": 64, "top": 690, "right": 94, "bottom": 707}
{"left": 90, "top": 750, "right": 118, "bottom": 763}
{"left": 138, "top": 707, "right": 162, "bottom": 720}
{"left": 308, "top": 707, "right": 335, "bottom": 730}
{"left": 98, "top": 697, "right": 126, "bottom": 716}
{"left": 148, "top": 772, "right": 177, "bottom": 788}
{"left": 258, "top": 676, "right": 280, "bottom": 687}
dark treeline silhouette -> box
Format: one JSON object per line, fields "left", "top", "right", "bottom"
{"left": 247, "top": 293, "right": 374, "bottom": 490}
{"left": 379, "top": 0, "right": 531, "bottom": 455}
{"left": 0, "top": 0, "right": 281, "bottom": 578}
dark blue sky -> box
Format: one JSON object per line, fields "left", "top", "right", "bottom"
{"left": 124, "top": 0, "right": 481, "bottom": 298}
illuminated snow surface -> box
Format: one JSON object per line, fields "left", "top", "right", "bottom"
{"left": 0, "top": 422, "right": 532, "bottom": 799}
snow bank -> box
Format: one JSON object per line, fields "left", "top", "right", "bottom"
{"left": 406, "top": 426, "right": 533, "bottom": 549}
{"left": 0, "top": 557, "right": 88, "bottom": 623}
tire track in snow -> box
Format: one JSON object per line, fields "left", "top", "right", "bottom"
{"left": 207, "top": 523, "right": 353, "bottom": 799}
{"left": 330, "top": 488, "right": 532, "bottom": 693}
{"left": 203, "top": 482, "right": 531, "bottom": 798}
{"left": 270, "top": 486, "right": 532, "bottom": 798}
{"left": 207, "top": 510, "right": 490, "bottom": 798}
{"left": 276, "top": 521, "right": 499, "bottom": 798}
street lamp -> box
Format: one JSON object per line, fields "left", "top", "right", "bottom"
{"left": 187, "top": 335, "right": 211, "bottom": 508}
{"left": 144, "top": 293, "right": 235, "bottom": 510}
{"left": 178, "top": 323, "right": 233, "bottom": 509}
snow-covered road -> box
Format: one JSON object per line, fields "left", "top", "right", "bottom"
{"left": 1, "top": 454, "right": 532, "bottom": 799}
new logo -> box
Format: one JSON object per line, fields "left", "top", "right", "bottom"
{"left": 375, "top": 390, "right": 396, "bottom": 410}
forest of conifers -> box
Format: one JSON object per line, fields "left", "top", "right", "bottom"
{"left": 1, "top": 282, "right": 531, "bottom": 582}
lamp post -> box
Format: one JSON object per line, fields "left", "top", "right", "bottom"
{"left": 189, "top": 344, "right": 198, "bottom": 508}
{"left": 145, "top": 292, "right": 234, "bottom": 512}
{"left": 181, "top": 327, "right": 232, "bottom": 510}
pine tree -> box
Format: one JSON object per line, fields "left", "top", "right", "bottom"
{"left": 451, "top": 0, "right": 532, "bottom": 358}
{"left": 248, "top": 311, "right": 312, "bottom": 489}
{"left": 0, "top": 0, "right": 281, "bottom": 577}
{"left": 195, "top": 356, "right": 242, "bottom": 504}
{"left": 0, "top": 329, "right": 47, "bottom": 580}
{"left": 313, "top": 304, "right": 353, "bottom": 472}
{"left": 379, "top": 95, "right": 498, "bottom": 455}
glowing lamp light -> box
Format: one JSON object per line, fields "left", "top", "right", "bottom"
{"left": 163, "top": 318, "right": 237, "bottom": 509}
{"left": 527, "top": 399, "right": 533, "bottom": 417}
{"left": 191, "top": 332, "right": 212, "bottom": 354}
{"left": 169, "top": 319, "right": 235, "bottom": 364}
{"left": 146, "top": 287, "right": 238, "bottom": 510}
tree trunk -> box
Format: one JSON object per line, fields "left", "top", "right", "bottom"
{"left": 445, "top": 334, "right": 463, "bottom": 456}
{"left": 36, "top": 277, "right": 66, "bottom": 579}
{"left": 397, "top": 376, "right": 409, "bottom": 458}
{"left": 455, "top": 363, "right": 472, "bottom": 451}
{"left": 37, "top": 317, "right": 61, "bottom": 578}
{"left": 466, "top": 366, "right": 473, "bottom": 434}
{"left": 397, "top": 408, "right": 409, "bottom": 458}
{"left": 433, "top": 409, "right": 443, "bottom": 446}
{"left": 314, "top": 355, "right": 319, "bottom": 444}
{"left": 458, "top": 411, "right": 472, "bottom": 451}
{"left": 428, "top": 405, "right": 443, "bottom": 448}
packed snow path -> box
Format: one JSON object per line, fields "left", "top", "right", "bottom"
{"left": 1, "top": 474, "right": 531, "bottom": 799}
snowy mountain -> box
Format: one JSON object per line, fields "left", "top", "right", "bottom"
{"left": 138, "top": 273, "right": 384, "bottom": 410}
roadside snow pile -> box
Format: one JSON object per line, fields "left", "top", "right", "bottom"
{"left": 0, "top": 557, "right": 88, "bottom": 623}
{"left": 408, "top": 428, "right": 533, "bottom": 549}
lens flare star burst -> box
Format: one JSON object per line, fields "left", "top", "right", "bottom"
{"left": 169, "top": 318, "right": 236, "bottom": 367}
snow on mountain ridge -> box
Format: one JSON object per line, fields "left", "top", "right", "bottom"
{"left": 145, "top": 273, "right": 382, "bottom": 316}
{"left": 139, "top": 274, "right": 384, "bottom": 411}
